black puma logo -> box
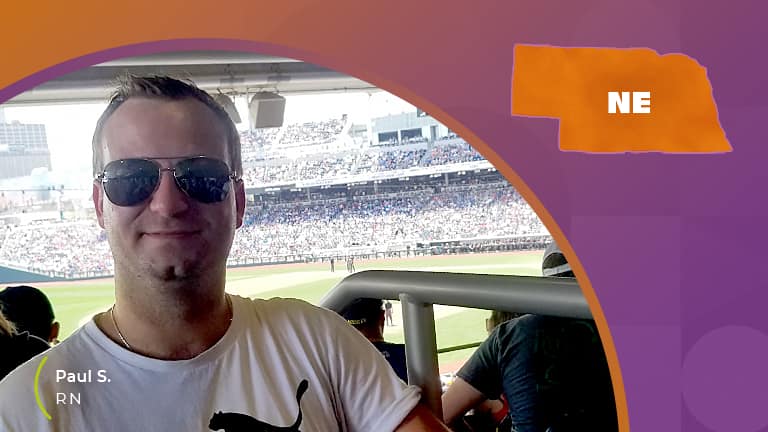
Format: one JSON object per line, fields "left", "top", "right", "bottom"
{"left": 209, "top": 379, "right": 309, "bottom": 432}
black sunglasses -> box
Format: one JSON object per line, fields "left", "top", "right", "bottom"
{"left": 95, "top": 156, "right": 240, "bottom": 207}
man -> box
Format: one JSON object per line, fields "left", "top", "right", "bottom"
{"left": 0, "top": 285, "right": 60, "bottom": 344}
{"left": 441, "top": 242, "right": 617, "bottom": 432}
{"left": 339, "top": 298, "right": 408, "bottom": 381}
{"left": 0, "top": 76, "right": 448, "bottom": 431}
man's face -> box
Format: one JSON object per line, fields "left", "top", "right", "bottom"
{"left": 93, "top": 97, "right": 245, "bottom": 282}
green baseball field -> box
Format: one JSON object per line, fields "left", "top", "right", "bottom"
{"left": 32, "top": 250, "right": 544, "bottom": 372}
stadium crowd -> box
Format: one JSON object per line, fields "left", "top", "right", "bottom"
{"left": 240, "top": 118, "right": 344, "bottom": 163}
{"left": 0, "top": 116, "right": 540, "bottom": 278}
{"left": 242, "top": 143, "right": 484, "bottom": 186}
{"left": 0, "top": 222, "right": 112, "bottom": 275}
{"left": 0, "top": 184, "right": 544, "bottom": 277}
{"left": 235, "top": 117, "right": 485, "bottom": 185}
{"left": 232, "top": 184, "right": 543, "bottom": 258}
{"left": 244, "top": 153, "right": 358, "bottom": 186}
{"left": 280, "top": 118, "right": 345, "bottom": 146}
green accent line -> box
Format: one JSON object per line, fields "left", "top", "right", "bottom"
{"left": 34, "top": 356, "right": 52, "bottom": 421}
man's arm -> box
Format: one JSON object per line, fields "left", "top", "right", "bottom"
{"left": 394, "top": 402, "right": 452, "bottom": 431}
{"left": 441, "top": 377, "right": 487, "bottom": 425}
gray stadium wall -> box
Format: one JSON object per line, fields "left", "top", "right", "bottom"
{"left": 0, "top": 265, "right": 64, "bottom": 284}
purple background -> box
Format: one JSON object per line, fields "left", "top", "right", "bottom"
{"left": 1, "top": 1, "right": 765, "bottom": 430}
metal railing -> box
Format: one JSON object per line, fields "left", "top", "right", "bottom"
{"left": 319, "top": 269, "right": 590, "bottom": 417}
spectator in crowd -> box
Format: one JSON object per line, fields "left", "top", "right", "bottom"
{"left": 441, "top": 241, "right": 617, "bottom": 432}
{"left": 0, "top": 75, "right": 447, "bottom": 431}
{"left": 0, "top": 285, "right": 59, "bottom": 344}
{"left": 0, "top": 310, "right": 49, "bottom": 381}
{"left": 339, "top": 298, "right": 408, "bottom": 382}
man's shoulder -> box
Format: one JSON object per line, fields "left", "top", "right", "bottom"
{"left": 235, "top": 295, "right": 343, "bottom": 327}
{"left": 496, "top": 315, "right": 598, "bottom": 341}
{"left": 495, "top": 314, "right": 548, "bottom": 339}
{"left": 237, "top": 295, "right": 322, "bottom": 314}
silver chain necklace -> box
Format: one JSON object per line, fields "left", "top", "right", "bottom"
{"left": 109, "top": 294, "right": 233, "bottom": 352}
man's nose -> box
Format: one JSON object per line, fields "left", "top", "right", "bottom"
{"left": 148, "top": 170, "right": 190, "bottom": 216}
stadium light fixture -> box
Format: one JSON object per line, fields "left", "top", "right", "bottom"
{"left": 248, "top": 91, "right": 286, "bottom": 128}
{"left": 213, "top": 92, "right": 242, "bottom": 124}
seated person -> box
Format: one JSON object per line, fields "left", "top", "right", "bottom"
{"left": 0, "top": 311, "right": 50, "bottom": 380}
{"left": 0, "top": 285, "right": 60, "bottom": 344}
{"left": 339, "top": 298, "right": 408, "bottom": 382}
{"left": 486, "top": 310, "right": 521, "bottom": 334}
{"left": 469, "top": 310, "right": 525, "bottom": 430}
{"left": 454, "top": 310, "right": 523, "bottom": 432}
{"left": 442, "top": 242, "right": 618, "bottom": 432}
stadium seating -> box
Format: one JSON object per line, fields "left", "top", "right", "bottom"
{"left": 0, "top": 117, "right": 544, "bottom": 278}
{"left": 0, "top": 185, "right": 545, "bottom": 277}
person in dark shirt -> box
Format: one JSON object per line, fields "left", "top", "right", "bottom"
{"left": 442, "top": 242, "right": 617, "bottom": 432}
{"left": 0, "top": 285, "right": 60, "bottom": 344}
{"left": 0, "top": 311, "right": 49, "bottom": 380}
{"left": 339, "top": 298, "right": 408, "bottom": 382}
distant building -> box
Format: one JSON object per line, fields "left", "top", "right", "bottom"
{"left": 370, "top": 112, "right": 451, "bottom": 146}
{"left": 0, "top": 121, "right": 51, "bottom": 180}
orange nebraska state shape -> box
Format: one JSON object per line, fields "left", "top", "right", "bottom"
{"left": 511, "top": 44, "right": 732, "bottom": 153}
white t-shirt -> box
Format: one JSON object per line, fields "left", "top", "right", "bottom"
{"left": 0, "top": 295, "right": 420, "bottom": 431}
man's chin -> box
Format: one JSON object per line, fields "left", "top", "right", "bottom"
{"left": 145, "top": 261, "right": 199, "bottom": 281}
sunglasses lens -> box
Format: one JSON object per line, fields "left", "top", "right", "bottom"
{"left": 102, "top": 159, "right": 160, "bottom": 206}
{"left": 174, "top": 158, "right": 232, "bottom": 203}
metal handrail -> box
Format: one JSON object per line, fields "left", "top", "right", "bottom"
{"left": 437, "top": 341, "right": 482, "bottom": 355}
{"left": 319, "top": 269, "right": 590, "bottom": 417}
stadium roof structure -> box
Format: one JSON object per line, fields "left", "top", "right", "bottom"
{"left": 4, "top": 51, "right": 378, "bottom": 106}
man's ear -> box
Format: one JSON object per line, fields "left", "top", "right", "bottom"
{"left": 235, "top": 180, "right": 246, "bottom": 229}
{"left": 93, "top": 181, "right": 106, "bottom": 229}
{"left": 49, "top": 322, "right": 60, "bottom": 344}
